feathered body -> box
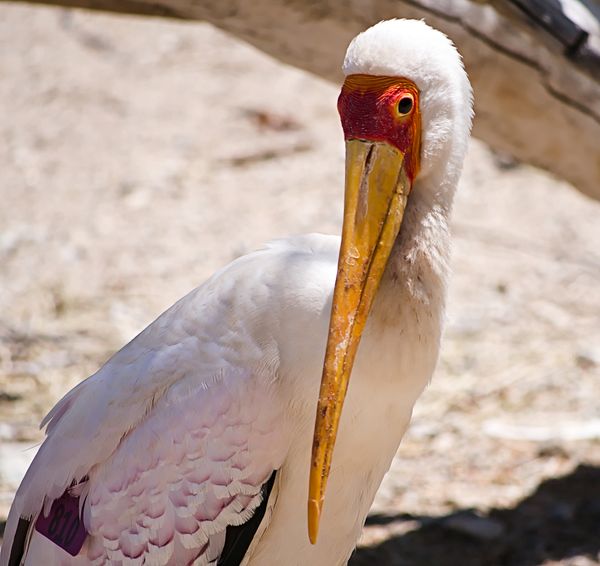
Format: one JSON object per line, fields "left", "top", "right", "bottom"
{"left": 1, "top": 19, "right": 472, "bottom": 566}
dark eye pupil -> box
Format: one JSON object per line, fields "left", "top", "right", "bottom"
{"left": 397, "top": 97, "right": 413, "bottom": 115}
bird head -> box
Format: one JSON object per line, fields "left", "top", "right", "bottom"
{"left": 308, "top": 19, "right": 473, "bottom": 544}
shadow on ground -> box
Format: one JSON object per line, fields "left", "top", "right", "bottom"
{"left": 350, "top": 465, "right": 600, "bottom": 566}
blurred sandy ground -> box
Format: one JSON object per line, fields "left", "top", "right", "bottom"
{"left": 0, "top": 4, "right": 599, "bottom": 564}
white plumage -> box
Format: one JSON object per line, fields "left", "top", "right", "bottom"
{"left": 1, "top": 19, "right": 473, "bottom": 566}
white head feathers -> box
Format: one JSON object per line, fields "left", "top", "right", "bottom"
{"left": 343, "top": 19, "right": 473, "bottom": 185}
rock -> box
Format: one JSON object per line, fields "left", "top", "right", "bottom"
{"left": 549, "top": 501, "right": 575, "bottom": 522}
{"left": 575, "top": 348, "right": 600, "bottom": 369}
{"left": 440, "top": 511, "right": 505, "bottom": 541}
{"left": 483, "top": 419, "right": 600, "bottom": 441}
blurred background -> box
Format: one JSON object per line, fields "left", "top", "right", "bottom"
{"left": 0, "top": 2, "right": 599, "bottom": 564}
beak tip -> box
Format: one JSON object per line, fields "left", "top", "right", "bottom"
{"left": 308, "top": 498, "right": 323, "bottom": 544}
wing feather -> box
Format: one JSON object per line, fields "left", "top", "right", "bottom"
{"left": 1, "top": 235, "right": 338, "bottom": 565}
{"left": 83, "top": 369, "right": 284, "bottom": 564}
{"left": 0, "top": 243, "right": 296, "bottom": 566}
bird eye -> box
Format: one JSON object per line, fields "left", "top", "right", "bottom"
{"left": 396, "top": 96, "right": 414, "bottom": 116}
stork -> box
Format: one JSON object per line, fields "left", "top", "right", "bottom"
{"left": 1, "top": 18, "right": 473, "bottom": 566}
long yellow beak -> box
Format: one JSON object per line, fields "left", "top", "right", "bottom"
{"left": 308, "top": 139, "right": 414, "bottom": 544}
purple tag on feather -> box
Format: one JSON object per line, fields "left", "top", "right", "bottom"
{"left": 35, "top": 491, "right": 87, "bottom": 556}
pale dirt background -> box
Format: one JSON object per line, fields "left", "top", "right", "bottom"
{"left": 0, "top": 4, "right": 599, "bottom": 565}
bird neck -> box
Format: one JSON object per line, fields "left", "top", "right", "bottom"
{"left": 378, "top": 172, "right": 456, "bottom": 312}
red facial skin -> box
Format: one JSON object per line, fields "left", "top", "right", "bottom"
{"left": 337, "top": 74, "right": 421, "bottom": 180}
